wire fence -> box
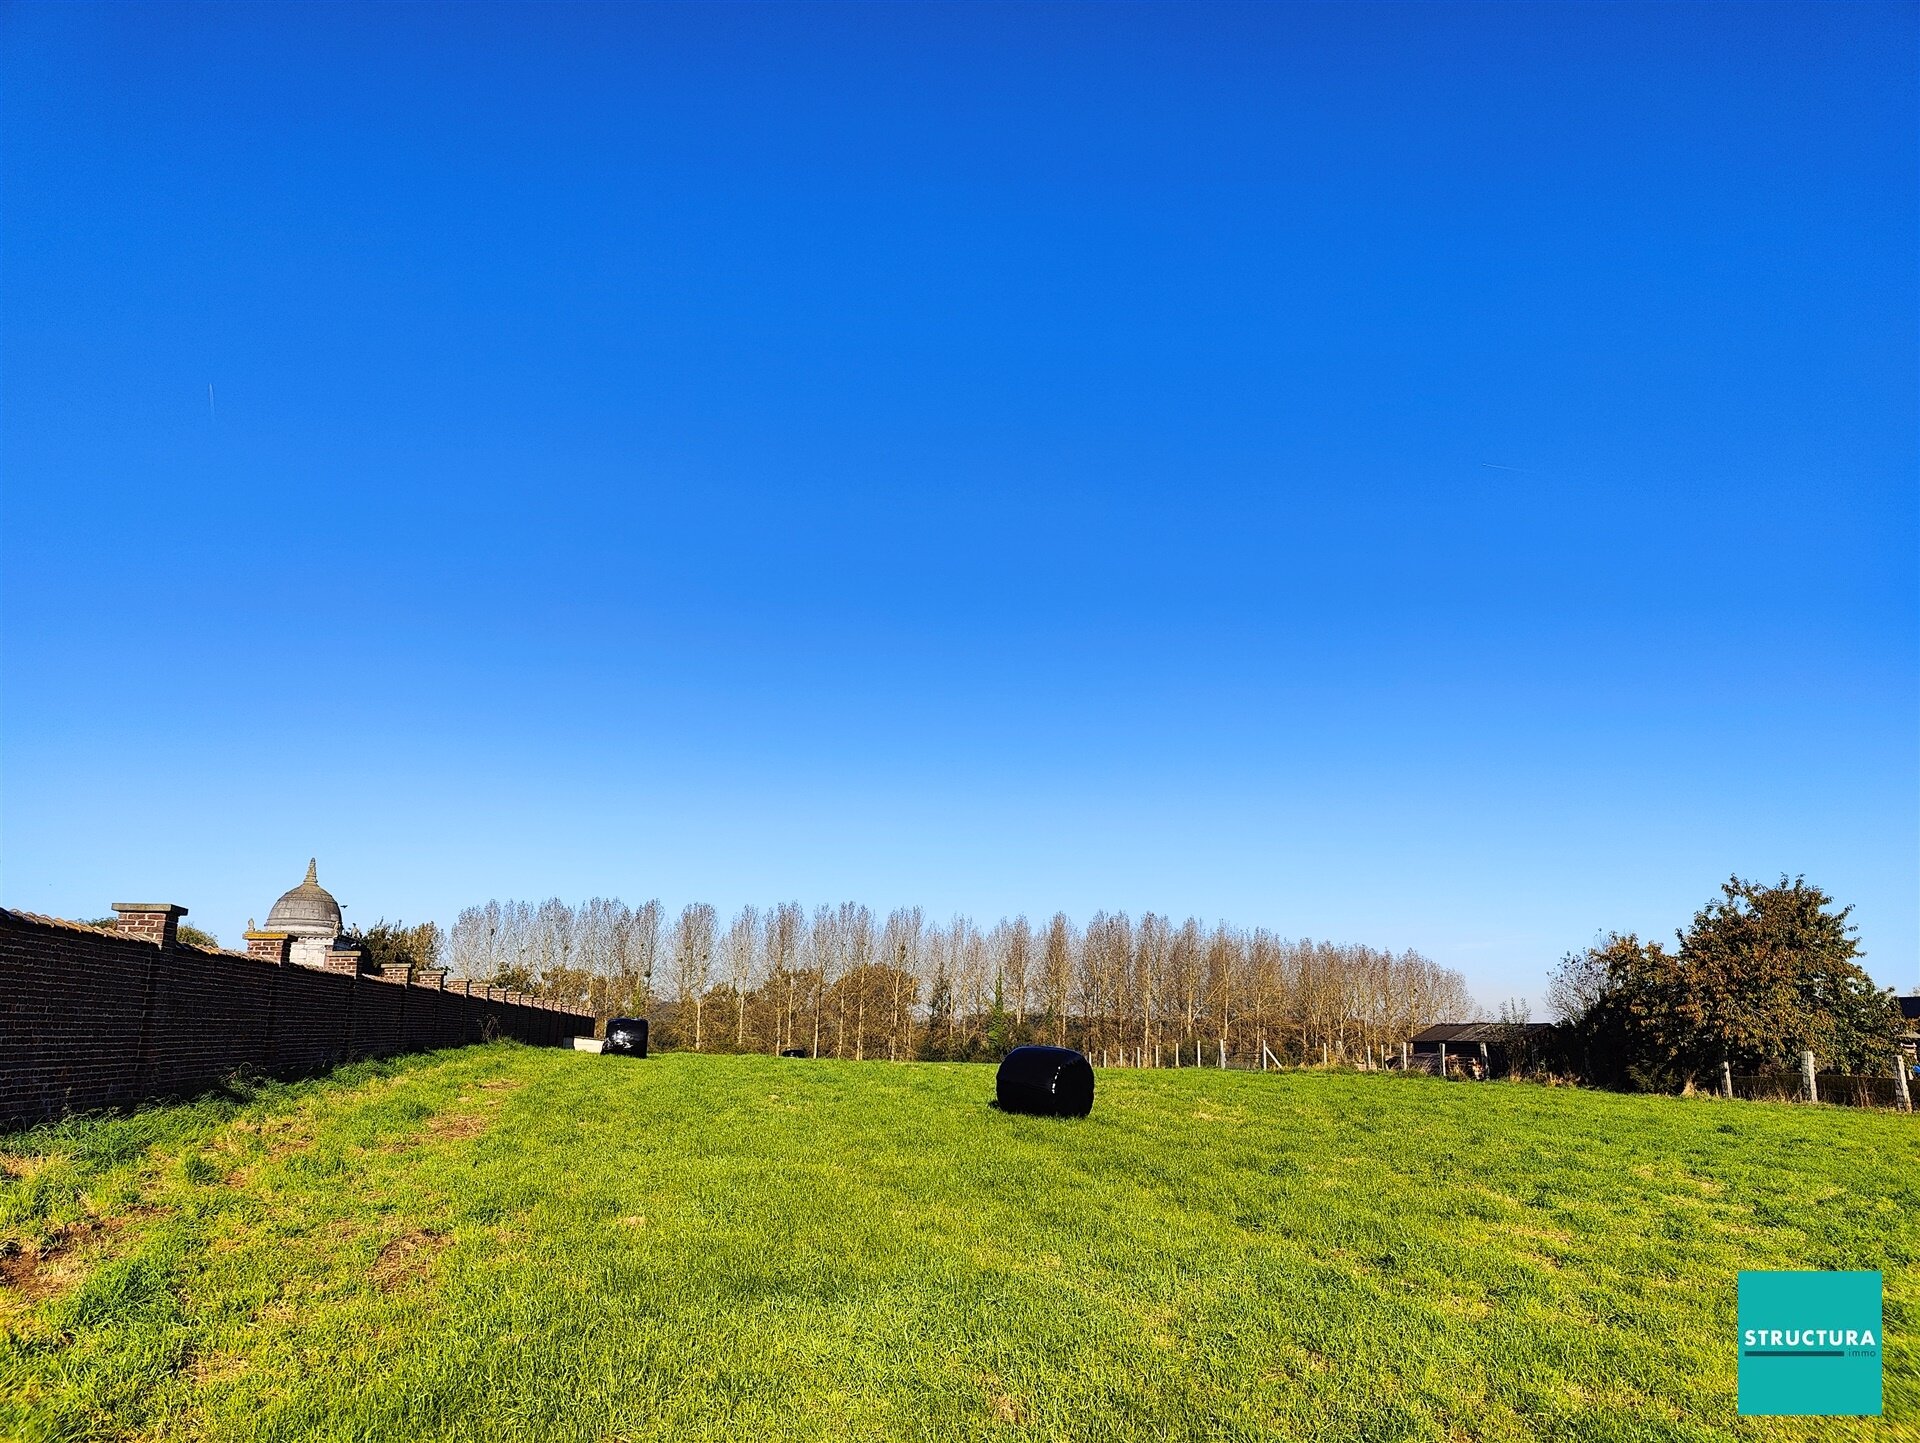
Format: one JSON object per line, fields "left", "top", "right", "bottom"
{"left": 1145, "top": 1045, "right": 1919, "bottom": 1111}
{"left": 1729, "top": 1070, "right": 1910, "bottom": 1109}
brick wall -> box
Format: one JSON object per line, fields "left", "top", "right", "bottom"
{"left": 0, "top": 908, "right": 592, "bottom": 1131}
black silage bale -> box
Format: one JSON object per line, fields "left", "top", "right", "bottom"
{"left": 605, "top": 1017, "right": 649, "bottom": 1057}
{"left": 995, "top": 1045, "right": 1095, "bottom": 1118}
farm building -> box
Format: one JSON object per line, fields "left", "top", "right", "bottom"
{"left": 1407, "top": 1021, "right": 1553, "bottom": 1078}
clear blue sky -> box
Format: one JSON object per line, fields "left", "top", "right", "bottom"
{"left": 3, "top": 2, "right": 1914, "bottom": 1007}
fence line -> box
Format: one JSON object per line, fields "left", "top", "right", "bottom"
{"left": 1083, "top": 1032, "right": 1917, "bottom": 1111}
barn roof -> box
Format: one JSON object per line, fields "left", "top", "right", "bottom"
{"left": 1410, "top": 1021, "right": 1552, "bottom": 1044}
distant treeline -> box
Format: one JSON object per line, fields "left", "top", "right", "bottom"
{"left": 445, "top": 899, "right": 1473, "bottom": 1064}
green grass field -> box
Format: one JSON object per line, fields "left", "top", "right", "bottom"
{"left": 1, "top": 1045, "right": 1912, "bottom": 1442}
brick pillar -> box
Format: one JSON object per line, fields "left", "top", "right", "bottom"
{"left": 246, "top": 931, "right": 293, "bottom": 964}
{"left": 327, "top": 948, "right": 366, "bottom": 975}
{"left": 379, "top": 962, "right": 412, "bottom": 986}
{"left": 415, "top": 969, "right": 447, "bottom": 990}
{"left": 112, "top": 903, "right": 185, "bottom": 1098}
{"left": 111, "top": 903, "right": 187, "bottom": 947}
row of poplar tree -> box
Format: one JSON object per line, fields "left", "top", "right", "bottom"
{"left": 445, "top": 899, "right": 1474, "bottom": 1065}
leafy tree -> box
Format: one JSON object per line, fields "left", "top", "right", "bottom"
{"left": 342, "top": 919, "right": 444, "bottom": 974}
{"left": 1548, "top": 877, "right": 1901, "bottom": 1090}
{"left": 1547, "top": 933, "right": 1684, "bottom": 1089}
{"left": 1671, "top": 875, "right": 1897, "bottom": 1075}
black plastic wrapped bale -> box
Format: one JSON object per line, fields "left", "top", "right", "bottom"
{"left": 605, "top": 1017, "right": 649, "bottom": 1057}
{"left": 996, "top": 1045, "right": 1095, "bottom": 1118}
{"left": 779, "top": 1048, "right": 809, "bottom": 1058}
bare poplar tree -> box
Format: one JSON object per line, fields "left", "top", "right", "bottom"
{"left": 671, "top": 903, "right": 717, "bottom": 1050}
{"left": 836, "top": 902, "right": 875, "bottom": 1059}
{"left": 723, "top": 905, "right": 761, "bottom": 1049}
{"left": 1077, "top": 912, "right": 1112, "bottom": 1058}
{"left": 996, "top": 916, "right": 1034, "bottom": 1030}
{"left": 531, "top": 898, "right": 574, "bottom": 986}
{"left": 1041, "top": 912, "right": 1074, "bottom": 1046}
{"left": 449, "top": 901, "right": 505, "bottom": 981}
{"left": 881, "top": 906, "right": 923, "bottom": 1061}
{"left": 1170, "top": 917, "right": 1203, "bottom": 1050}
{"left": 626, "top": 900, "right": 662, "bottom": 1016}
{"left": 448, "top": 891, "right": 1476, "bottom": 1065}
{"left": 1204, "top": 926, "right": 1242, "bottom": 1058}
{"left": 764, "top": 902, "right": 803, "bottom": 1053}
{"left": 807, "top": 905, "right": 839, "bottom": 1058}
{"left": 1135, "top": 912, "right": 1169, "bottom": 1061}
{"left": 950, "top": 916, "right": 989, "bottom": 1056}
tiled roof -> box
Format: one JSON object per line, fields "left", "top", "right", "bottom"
{"left": 0, "top": 908, "right": 121, "bottom": 937}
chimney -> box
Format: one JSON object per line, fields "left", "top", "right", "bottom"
{"left": 111, "top": 903, "right": 187, "bottom": 948}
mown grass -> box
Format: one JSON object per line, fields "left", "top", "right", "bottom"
{"left": 1, "top": 1045, "right": 1912, "bottom": 1442}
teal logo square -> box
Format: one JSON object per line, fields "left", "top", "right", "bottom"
{"left": 1738, "top": 1270, "right": 1882, "bottom": 1416}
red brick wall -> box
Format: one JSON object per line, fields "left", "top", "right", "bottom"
{"left": 0, "top": 909, "right": 592, "bottom": 1131}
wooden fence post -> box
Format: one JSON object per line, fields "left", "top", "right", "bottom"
{"left": 1893, "top": 1054, "right": 1912, "bottom": 1113}
{"left": 1800, "top": 1050, "right": 1818, "bottom": 1104}
{"left": 1401, "top": 1040, "right": 1411, "bottom": 1071}
{"left": 1720, "top": 1059, "right": 1734, "bottom": 1099}
{"left": 1437, "top": 1042, "right": 1447, "bottom": 1078}
{"left": 1218, "top": 1038, "right": 1227, "bottom": 1069}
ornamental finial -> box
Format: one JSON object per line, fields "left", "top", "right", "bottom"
{"left": 305, "top": 858, "right": 318, "bottom": 885}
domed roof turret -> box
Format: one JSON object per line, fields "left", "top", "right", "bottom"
{"left": 265, "top": 859, "right": 343, "bottom": 938}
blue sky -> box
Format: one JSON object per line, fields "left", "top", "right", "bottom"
{"left": 3, "top": 1, "right": 1914, "bottom": 1006}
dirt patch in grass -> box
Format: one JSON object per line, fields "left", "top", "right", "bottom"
{"left": 379, "top": 1103, "right": 500, "bottom": 1154}
{"left": 0, "top": 1243, "right": 59, "bottom": 1301}
{"left": 427, "top": 1112, "right": 491, "bottom": 1141}
{"left": 217, "top": 1115, "right": 323, "bottom": 1188}
{"left": 371, "top": 1229, "right": 449, "bottom": 1291}
{"left": 4, "top": 1201, "right": 171, "bottom": 1306}
{"left": 186, "top": 1347, "right": 250, "bottom": 1386}
{"left": 0, "top": 1217, "right": 108, "bottom": 1302}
